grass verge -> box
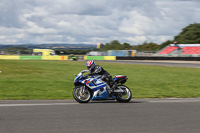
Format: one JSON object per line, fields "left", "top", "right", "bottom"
{"left": 0, "top": 60, "right": 200, "bottom": 99}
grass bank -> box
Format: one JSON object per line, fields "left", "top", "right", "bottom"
{"left": 0, "top": 60, "right": 200, "bottom": 99}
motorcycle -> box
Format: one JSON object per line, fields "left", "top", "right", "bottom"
{"left": 73, "top": 70, "right": 132, "bottom": 103}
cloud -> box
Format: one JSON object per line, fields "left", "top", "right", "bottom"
{"left": 0, "top": 0, "right": 200, "bottom": 45}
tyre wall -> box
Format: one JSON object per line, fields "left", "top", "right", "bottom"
{"left": 116, "top": 56, "right": 200, "bottom": 61}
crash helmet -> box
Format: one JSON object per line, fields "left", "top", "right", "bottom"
{"left": 86, "top": 60, "right": 95, "bottom": 71}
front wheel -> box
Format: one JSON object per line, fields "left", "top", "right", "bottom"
{"left": 73, "top": 86, "right": 92, "bottom": 103}
{"left": 116, "top": 85, "right": 132, "bottom": 103}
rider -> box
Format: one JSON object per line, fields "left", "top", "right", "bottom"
{"left": 86, "top": 60, "right": 117, "bottom": 93}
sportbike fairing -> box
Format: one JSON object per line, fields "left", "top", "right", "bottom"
{"left": 82, "top": 75, "right": 112, "bottom": 100}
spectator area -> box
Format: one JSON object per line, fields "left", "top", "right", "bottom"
{"left": 158, "top": 44, "right": 200, "bottom": 55}
{"left": 159, "top": 46, "right": 178, "bottom": 54}
{"left": 181, "top": 47, "right": 200, "bottom": 54}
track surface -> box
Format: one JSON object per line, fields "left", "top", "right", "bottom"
{"left": 97, "top": 60, "right": 200, "bottom": 68}
{"left": 1, "top": 99, "right": 200, "bottom": 133}
{"left": 1, "top": 61, "right": 200, "bottom": 133}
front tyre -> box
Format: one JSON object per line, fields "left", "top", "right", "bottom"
{"left": 116, "top": 85, "right": 132, "bottom": 103}
{"left": 73, "top": 86, "right": 92, "bottom": 103}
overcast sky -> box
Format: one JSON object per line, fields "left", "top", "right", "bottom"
{"left": 0, "top": 0, "right": 200, "bottom": 45}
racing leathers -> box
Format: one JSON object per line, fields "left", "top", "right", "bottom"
{"left": 88, "top": 65, "right": 116, "bottom": 91}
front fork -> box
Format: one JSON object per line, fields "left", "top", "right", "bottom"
{"left": 80, "top": 85, "right": 86, "bottom": 95}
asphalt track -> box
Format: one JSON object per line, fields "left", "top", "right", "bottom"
{"left": 0, "top": 99, "right": 200, "bottom": 133}
{"left": 96, "top": 60, "right": 200, "bottom": 68}
{"left": 1, "top": 60, "right": 200, "bottom": 133}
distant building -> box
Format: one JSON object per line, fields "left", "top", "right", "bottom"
{"left": 87, "top": 51, "right": 107, "bottom": 56}
{"left": 0, "top": 51, "right": 4, "bottom": 55}
{"left": 107, "top": 50, "right": 136, "bottom": 56}
{"left": 87, "top": 50, "right": 136, "bottom": 56}
{"left": 33, "top": 49, "right": 56, "bottom": 56}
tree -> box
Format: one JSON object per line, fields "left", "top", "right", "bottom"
{"left": 123, "top": 43, "right": 131, "bottom": 49}
{"left": 132, "top": 42, "right": 160, "bottom": 52}
{"left": 159, "top": 40, "right": 173, "bottom": 49}
{"left": 174, "top": 23, "right": 200, "bottom": 44}
{"left": 99, "top": 40, "right": 131, "bottom": 51}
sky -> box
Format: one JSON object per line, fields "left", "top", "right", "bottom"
{"left": 0, "top": 0, "right": 200, "bottom": 45}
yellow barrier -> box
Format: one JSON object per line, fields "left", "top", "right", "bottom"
{"left": 104, "top": 56, "right": 116, "bottom": 60}
{"left": 0, "top": 55, "right": 20, "bottom": 60}
{"left": 0, "top": 55, "right": 68, "bottom": 60}
{"left": 62, "top": 56, "right": 68, "bottom": 60}
{"left": 42, "top": 56, "right": 68, "bottom": 60}
{"left": 84, "top": 56, "right": 116, "bottom": 60}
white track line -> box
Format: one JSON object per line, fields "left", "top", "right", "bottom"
{"left": 149, "top": 99, "right": 200, "bottom": 103}
{"left": 0, "top": 103, "right": 79, "bottom": 107}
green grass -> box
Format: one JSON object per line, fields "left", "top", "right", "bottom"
{"left": 0, "top": 60, "right": 200, "bottom": 99}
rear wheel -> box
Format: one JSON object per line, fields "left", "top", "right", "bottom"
{"left": 73, "top": 86, "right": 92, "bottom": 103}
{"left": 116, "top": 85, "right": 132, "bottom": 103}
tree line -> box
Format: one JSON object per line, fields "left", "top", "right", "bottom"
{"left": 99, "top": 40, "right": 161, "bottom": 52}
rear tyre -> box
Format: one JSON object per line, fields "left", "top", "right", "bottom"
{"left": 116, "top": 85, "right": 132, "bottom": 103}
{"left": 73, "top": 86, "right": 92, "bottom": 103}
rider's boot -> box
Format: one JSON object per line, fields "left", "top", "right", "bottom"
{"left": 112, "top": 82, "right": 118, "bottom": 91}
{"left": 106, "top": 84, "right": 112, "bottom": 96}
{"left": 109, "top": 83, "right": 117, "bottom": 97}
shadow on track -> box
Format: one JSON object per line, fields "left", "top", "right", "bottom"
{"left": 89, "top": 100, "right": 143, "bottom": 104}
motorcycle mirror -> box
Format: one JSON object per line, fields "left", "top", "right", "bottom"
{"left": 74, "top": 74, "right": 77, "bottom": 76}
